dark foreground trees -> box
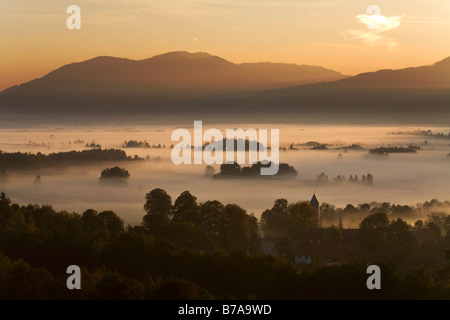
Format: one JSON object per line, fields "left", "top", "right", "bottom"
{"left": 0, "top": 190, "right": 449, "bottom": 299}
{"left": 261, "top": 199, "right": 316, "bottom": 240}
{"left": 142, "top": 189, "right": 260, "bottom": 253}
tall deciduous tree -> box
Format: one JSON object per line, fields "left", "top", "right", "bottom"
{"left": 223, "top": 204, "right": 251, "bottom": 250}
{"left": 143, "top": 188, "right": 172, "bottom": 233}
{"left": 287, "top": 201, "right": 316, "bottom": 239}
{"left": 199, "top": 200, "right": 225, "bottom": 238}
{"left": 144, "top": 188, "right": 172, "bottom": 216}
{"left": 358, "top": 211, "right": 389, "bottom": 249}
{"left": 261, "top": 199, "right": 289, "bottom": 238}
{"left": 172, "top": 191, "right": 199, "bottom": 223}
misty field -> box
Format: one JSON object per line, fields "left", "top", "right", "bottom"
{"left": 0, "top": 123, "right": 449, "bottom": 226}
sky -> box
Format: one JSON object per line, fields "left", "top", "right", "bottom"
{"left": 1, "top": 0, "right": 450, "bottom": 91}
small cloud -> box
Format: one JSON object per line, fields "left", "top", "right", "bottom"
{"left": 356, "top": 13, "right": 402, "bottom": 31}
{"left": 343, "top": 12, "right": 403, "bottom": 50}
{"left": 342, "top": 30, "right": 398, "bottom": 50}
{"left": 192, "top": 36, "right": 201, "bottom": 44}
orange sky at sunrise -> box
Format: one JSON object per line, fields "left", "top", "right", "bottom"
{"left": 1, "top": 0, "right": 450, "bottom": 91}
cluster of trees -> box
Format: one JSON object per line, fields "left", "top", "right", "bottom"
{"left": 85, "top": 141, "right": 101, "bottom": 148}
{"left": 389, "top": 129, "right": 450, "bottom": 139}
{"left": 320, "top": 199, "right": 450, "bottom": 229}
{"left": 261, "top": 199, "right": 317, "bottom": 241}
{"left": 141, "top": 189, "right": 260, "bottom": 253}
{"left": 316, "top": 172, "right": 373, "bottom": 184}
{"left": 284, "top": 142, "right": 367, "bottom": 152}
{"left": 260, "top": 196, "right": 450, "bottom": 270}
{"left": 0, "top": 149, "right": 142, "bottom": 170}
{"left": 213, "top": 162, "right": 297, "bottom": 179}
{"left": 1, "top": 190, "right": 449, "bottom": 299}
{"left": 100, "top": 166, "right": 130, "bottom": 180}
{"left": 358, "top": 212, "right": 415, "bottom": 250}
{"left": 202, "top": 138, "right": 265, "bottom": 152}
{"left": 357, "top": 210, "right": 450, "bottom": 267}
{"left": 369, "top": 147, "right": 417, "bottom": 155}
{"left": 123, "top": 140, "right": 165, "bottom": 148}
{"left": 283, "top": 143, "right": 298, "bottom": 151}
{"left": 311, "top": 144, "right": 328, "bottom": 150}
{"left": 123, "top": 140, "right": 150, "bottom": 148}
{"left": 337, "top": 144, "right": 365, "bottom": 151}
{"left": 296, "top": 141, "right": 328, "bottom": 150}
{"left": 281, "top": 143, "right": 366, "bottom": 152}
{"left": 145, "top": 155, "right": 162, "bottom": 162}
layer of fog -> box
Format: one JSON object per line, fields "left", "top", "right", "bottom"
{"left": 0, "top": 124, "right": 449, "bottom": 226}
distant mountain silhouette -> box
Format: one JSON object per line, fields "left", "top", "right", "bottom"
{"left": 0, "top": 53, "right": 449, "bottom": 124}
{"left": 330, "top": 57, "right": 450, "bottom": 88}
{"left": 251, "top": 56, "right": 450, "bottom": 123}
{"left": 0, "top": 51, "right": 346, "bottom": 96}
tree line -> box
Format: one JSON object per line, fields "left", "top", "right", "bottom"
{"left": 316, "top": 172, "right": 374, "bottom": 184}
{"left": 0, "top": 190, "right": 449, "bottom": 299}
{"left": 213, "top": 162, "right": 297, "bottom": 179}
{"left": 0, "top": 149, "right": 142, "bottom": 170}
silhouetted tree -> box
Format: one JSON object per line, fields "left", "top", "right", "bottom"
{"left": 319, "top": 202, "right": 339, "bottom": 223}
{"left": 100, "top": 166, "right": 130, "bottom": 179}
{"left": 0, "top": 192, "right": 12, "bottom": 226}
{"left": 287, "top": 201, "right": 316, "bottom": 239}
{"left": 388, "top": 218, "right": 413, "bottom": 246}
{"left": 142, "top": 189, "right": 173, "bottom": 233}
{"left": 261, "top": 199, "right": 289, "bottom": 239}
{"left": 342, "top": 204, "right": 359, "bottom": 215}
{"left": 172, "top": 191, "right": 199, "bottom": 223}
{"left": 316, "top": 172, "right": 328, "bottom": 183}
{"left": 142, "top": 212, "right": 170, "bottom": 235}
{"left": 366, "top": 173, "right": 374, "bottom": 185}
{"left": 358, "top": 211, "right": 389, "bottom": 249}
{"left": 360, "top": 203, "right": 370, "bottom": 211}
{"left": 82, "top": 209, "right": 103, "bottom": 236}
{"left": 414, "top": 219, "right": 424, "bottom": 229}
{"left": 221, "top": 204, "right": 260, "bottom": 252}
{"left": 144, "top": 188, "right": 172, "bottom": 216}
{"left": 219, "top": 163, "right": 241, "bottom": 175}
{"left": 427, "top": 221, "right": 441, "bottom": 239}
{"left": 98, "top": 210, "right": 125, "bottom": 235}
{"left": 199, "top": 200, "right": 226, "bottom": 238}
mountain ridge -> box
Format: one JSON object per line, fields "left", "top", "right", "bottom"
{"left": 327, "top": 56, "right": 450, "bottom": 88}
{"left": 1, "top": 51, "right": 347, "bottom": 95}
{"left": 0, "top": 52, "right": 449, "bottom": 124}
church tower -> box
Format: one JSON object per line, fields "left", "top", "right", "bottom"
{"left": 309, "top": 192, "right": 320, "bottom": 228}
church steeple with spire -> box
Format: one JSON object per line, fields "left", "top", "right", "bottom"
{"left": 309, "top": 192, "right": 320, "bottom": 228}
